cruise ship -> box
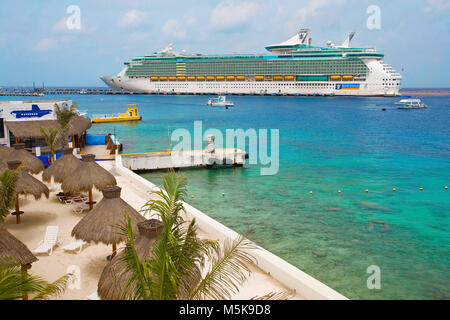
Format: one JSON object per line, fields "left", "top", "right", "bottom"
{"left": 101, "top": 29, "right": 402, "bottom": 96}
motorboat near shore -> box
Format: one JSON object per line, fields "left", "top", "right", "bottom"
{"left": 92, "top": 104, "right": 142, "bottom": 123}
{"left": 395, "top": 98, "right": 427, "bottom": 109}
{"left": 207, "top": 96, "right": 234, "bottom": 109}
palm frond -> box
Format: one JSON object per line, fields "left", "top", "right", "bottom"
{"left": 117, "top": 216, "right": 152, "bottom": 300}
{"left": 189, "top": 231, "right": 258, "bottom": 300}
{"left": 54, "top": 102, "right": 77, "bottom": 147}
{"left": 39, "top": 126, "right": 59, "bottom": 161}
{"left": 0, "top": 262, "right": 69, "bottom": 300}
{"left": 31, "top": 273, "right": 70, "bottom": 300}
{"left": 0, "top": 170, "right": 17, "bottom": 222}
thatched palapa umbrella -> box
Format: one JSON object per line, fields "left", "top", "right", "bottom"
{"left": 42, "top": 147, "right": 81, "bottom": 183}
{"left": 71, "top": 186, "right": 145, "bottom": 259}
{"left": 97, "top": 219, "right": 162, "bottom": 300}
{"left": 6, "top": 143, "right": 44, "bottom": 174}
{"left": 61, "top": 154, "right": 116, "bottom": 210}
{"left": 0, "top": 224, "right": 38, "bottom": 300}
{"left": 0, "top": 224, "right": 38, "bottom": 266}
{"left": 7, "top": 161, "right": 50, "bottom": 224}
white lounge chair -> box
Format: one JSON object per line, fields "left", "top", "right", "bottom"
{"left": 63, "top": 238, "right": 88, "bottom": 254}
{"left": 88, "top": 291, "right": 100, "bottom": 300}
{"left": 33, "top": 226, "right": 61, "bottom": 255}
{"left": 63, "top": 195, "right": 88, "bottom": 204}
{"left": 72, "top": 203, "right": 90, "bottom": 214}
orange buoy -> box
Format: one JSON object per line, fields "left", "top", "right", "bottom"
{"left": 393, "top": 188, "right": 396, "bottom": 192}
{"left": 445, "top": 186, "right": 448, "bottom": 190}
{"left": 365, "top": 189, "right": 369, "bottom": 193}
{"left": 419, "top": 187, "right": 423, "bottom": 191}
{"left": 338, "top": 190, "right": 342, "bottom": 194}
{"left": 309, "top": 191, "right": 313, "bottom": 195}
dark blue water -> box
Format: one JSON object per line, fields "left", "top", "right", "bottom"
{"left": 2, "top": 93, "right": 449, "bottom": 299}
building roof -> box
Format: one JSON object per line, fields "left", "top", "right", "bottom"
{"left": 5, "top": 116, "right": 91, "bottom": 139}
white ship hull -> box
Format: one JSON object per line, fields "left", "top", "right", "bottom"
{"left": 102, "top": 76, "right": 400, "bottom": 96}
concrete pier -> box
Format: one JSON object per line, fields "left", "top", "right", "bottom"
{"left": 120, "top": 148, "right": 247, "bottom": 171}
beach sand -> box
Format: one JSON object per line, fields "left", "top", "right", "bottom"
{"left": 4, "top": 161, "right": 303, "bottom": 300}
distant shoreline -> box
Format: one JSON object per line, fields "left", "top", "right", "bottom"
{"left": 1, "top": 87, "right": 449, "bottom": 97}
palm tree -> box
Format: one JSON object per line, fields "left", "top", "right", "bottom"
{"left": 39, "top": 127, "right": 59, "bottom": 163}
{"left": 0, "top": 169, "right": 16, "bottom": 223}
{"left": 54, "top": 102, "right": 77, "bottom": 147}
{"left": 118, "top": 171, "right": 260, "bottom": 300}
{"left": 0, "top": 260, "right": 69, "bottom": 300}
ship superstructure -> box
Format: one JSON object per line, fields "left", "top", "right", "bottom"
{"left": 101, "top": 29, "right": 401, "bottom": 96}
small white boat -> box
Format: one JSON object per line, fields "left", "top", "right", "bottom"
{"left": 395, "top": 98, "right": 427, "bottom": 109}
{"left": 207, "top": 95, "right": 234, "bottom": 109}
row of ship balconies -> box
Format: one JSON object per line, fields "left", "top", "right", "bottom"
{"left": 144, "top": 75, "right": 360, "bottom": 82}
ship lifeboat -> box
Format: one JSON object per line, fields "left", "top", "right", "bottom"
{"left": 226, "top": 76, "right": 235, "bottom": 81}
{"left": 188, "top": 76, "right": 196, "bottom": 81}
{"left": 216, "top": 76, "right": 225, "bottom": 81}
{"left": 169, "top": 76, "right": 177, "bottom": 81}
{"left": 236, "top": 76, "right": 245, "bottom": 81}
{"left": 330, "top": 75, "right": 341, "bottom": 80}
{"left": 284, "top": 75, "right": 294, "bottom": 81}
{"left": 177, "top": 76, "right": 186, "bottom": 81}
{"left": 197, "top": 76, "right": 205, "bottom": 81}
{"left": 342, "top": 75, "right": 353, "bottom": 81}
{"left": 255, "top": 75, "right": 264, "bottom": 81}
{"left": 207, "top": 76, "right": 215, "bottom": 81}
{"left": 159, "top": 76, "right": 168, "bottom": 81}
{"left": 150, "top": 76, "right": 159, "bottom": 81}
{"left": 273, "top": 75, "right": 283, "bottom": 81}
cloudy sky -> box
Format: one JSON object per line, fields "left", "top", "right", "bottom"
{"left": 0, "top": 0, "right": 449, "bottom": 87}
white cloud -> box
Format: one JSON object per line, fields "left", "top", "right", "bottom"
{"left": 424, "top": 0, "right": 450, "bottom": 12}
{"left": 60, "top": 35, "right": 77, "bottom": 44}
{"left": 184, "top": 12, "right": 197, "bottom": 25}
{"left": 52, "top": 18, "right": 69, "bottom": 34}
{"left": 162, "top": 19, "right": 186, "bottom": 39}
{"left": 51, "top": 17, "right": 97, "bottom": 34}
{"left": 295, "top": 0, "right": 330, "bottom": 23}
{"left": 210, "top": 1, "right": 261, "bottom": 30}
{"left": 117, "top": 9, "right": 148, "bottom": 28}
{"left": 129, "top": 31, "right": 151, "bottom": 41}
{"left": 34, "top": 38, "right": 58, "bottom": 51}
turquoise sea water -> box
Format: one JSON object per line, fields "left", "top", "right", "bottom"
{"left": 2, "top": 93, "right": 449, "bottom": 299}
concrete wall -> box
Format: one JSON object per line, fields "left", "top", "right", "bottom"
{"left": 114, "top": 155, "right": 348, "bottom": 300}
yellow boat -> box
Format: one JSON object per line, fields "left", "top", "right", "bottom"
{"left": 92, "top": 104, "right": 142, "bottom": 123}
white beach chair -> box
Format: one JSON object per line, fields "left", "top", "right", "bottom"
{"left": 63, "top": 238, "right": 88, "bottom": 254}
{"left": 88, "top": 291, "right": 100, "bottom": 300}
{"left": 72, "top": 203, "right": 90, "bottom": 214}
{"left": 63, "top": 195, "right": 88, "bottom": 204}
{"left": 33, "top": 226, "right": 61, "bottom": 256}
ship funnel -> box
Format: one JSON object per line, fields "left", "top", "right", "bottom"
{"left": 341, "top": 32, "right": 355, "bottom": 48}
{"left": 298, "top": 28, "right": 310, "bottom": 44}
